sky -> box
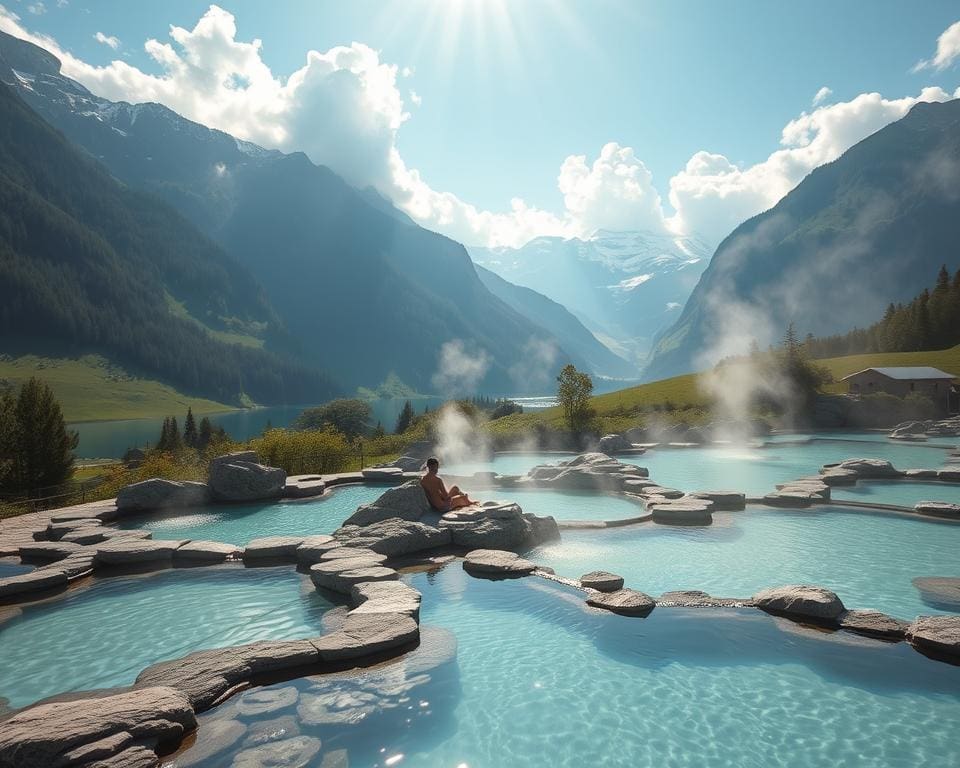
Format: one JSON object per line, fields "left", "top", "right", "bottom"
{"left": 2, "top": 0, "right": 960, "bottom": 248}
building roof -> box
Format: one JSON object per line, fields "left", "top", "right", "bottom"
{"left": 841, "top": 366, "right": 957, "bottom": 381}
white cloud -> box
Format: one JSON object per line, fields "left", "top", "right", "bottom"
{"left": 812, "top": 86, "right": 832, "bottom": 105}
{"left": 93, "top": 31, "right": 119, "bottom": 50}
{"left": 409, "top": 89, "right": 421, "bottom": 106}
{"left": 666, "top": 87, "right": 960, "bottom": 243}
{"left": 0, "top": 4, "right": 957, "bottom": 250}
{"left": 914, "top": 20, "right": 960, "bottom": 72}
{"left": 27, "top": 2, "right": 45, "bottom": 15}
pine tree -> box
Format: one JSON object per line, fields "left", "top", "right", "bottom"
{"left": 157, "top": 417, "right": 171, "bottom": 451}
{"left": 395, "top": 400, "right": 415, "bottom": 434}
{"left": 183, "top": 407, "right": 198, "bottom": 448}
{"left": 373, "top": 421, "right": 385, "bottom": 439}
{"left": 936, "top": 264, "right": 950, "bottom": 292}
{"left": 168, "top": 416, "right": 182, "bottom": 451}
{"left": 198, "top": 417, "right": 213, "bottom": 451}
{"left": 10, "top": 378, "right": 77, "bottom": 493}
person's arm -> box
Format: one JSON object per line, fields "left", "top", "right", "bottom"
{"left": 437, "top": 479, "right": 450, "bottom": 502}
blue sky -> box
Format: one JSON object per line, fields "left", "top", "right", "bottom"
{"left": 4, "top": 0, "right": 960, "bottom": 247}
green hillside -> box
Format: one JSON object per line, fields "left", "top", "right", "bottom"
{"left": 0, "top": 354, "right": 234, "bottom": 421}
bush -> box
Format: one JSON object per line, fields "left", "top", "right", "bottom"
{"left": 249, "top": 428, "right": 355, "bottom": 475}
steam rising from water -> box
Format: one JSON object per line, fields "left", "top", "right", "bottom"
{"left": 432, "top": 339, "right": 491, "bottom": 397}
{"left": 432, "top": 403, "right": 490, "bottom": 466}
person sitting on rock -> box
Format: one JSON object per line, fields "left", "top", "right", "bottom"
{"left": 420, "top": 456, "right": 474, "bottom": 513}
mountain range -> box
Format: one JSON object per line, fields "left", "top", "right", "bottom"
{"left": 0, "top": 30, "right": 631, "bottom": 395}
{"left": 645, "top": 97, "right": 960, "bottom": 380}
{"left": 469, "top": 229, "right": 712, "bottom": 366}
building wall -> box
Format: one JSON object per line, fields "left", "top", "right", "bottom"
{"left": 845, "top": 371, "right": 953, "bottom": 414}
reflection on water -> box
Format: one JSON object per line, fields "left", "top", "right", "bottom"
{"left": 173, "top": 566, "right": 960, "bottom": 768}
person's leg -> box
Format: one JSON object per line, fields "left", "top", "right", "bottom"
{"left": 449, "top": 485, "right": 462, "bottom": 495}
{"left": 449, "top": 494, "right": 473, "bottom": 509}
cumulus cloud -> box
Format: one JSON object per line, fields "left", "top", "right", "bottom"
{"left": 812, "top": 86, "right": 832, "bottom": 105}
{"left": 914, "top": 20, "right": 960, "bottom": 72}
{"left": 666, "top": 87, "right": 960, "bottom": 243}
{"left": 0, "top": 4, "right": 957, "bottom": 250}
{"left": 27, "top": 2, "right": 45, "bottom": 15}
{"left": 93, "top": 31, "right": 119, "bottom": 50}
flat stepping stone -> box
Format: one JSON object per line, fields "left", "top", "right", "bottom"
{"left": 310, "top": 564, "right": 398, "bottom": 594}
{"left": 912, "top": 577, "right": 960, "bottom": 611}
{"left": 175, "top": 719, "right": 246, "bottom": 767}
{"left": 818, "top": 468, "right": 859, "bottom": 486}
{"left": 462, "top": 549, "right": 536, "bottom": 575}
{"left": 46, "top": 519, "right": 103, "bottom": 539}
{"left": 639, "top": 486, "right": 685, "bottom": 499}
{"left": 19, "top": 541, "right": 86, "bottom": 561}
{"left": 762, "top": 491, "right": 817, "bottom": 508}
{"left": 283, "top": 475, "right": 326, "bottom": 499}
{"left": 753, "top": 585, "right": 845, "bottom": 622}
{"left": 235, "top": 686, "right": 299, "bottom": 717}
{"left": 834, "top": 459, "right": 902, "bottom": 478}
{"left": 94, "top": 539, "right": 187, "bottom": 565}
{"left": 579, "top": 570, "right": 625, "bottom": 592}
{"left": 906, "top": 615, "right": 960, "bottom": 658}
{"left": 174, "top": 541, "right": 242, "bottom": 562}
{"left": 295, "top": 536, "right": 342, "bottom": 565}
{"left": 839, "top": 610, "right": 908, "bottom": 640}
{"left": 350, "top": 581, "right": 422, "bottom": 619}
{"left": 587, "top": 589, "right": 656, "bottom": 617}
{"left": 650, "top": 500, "right": 713, "bottom": 525}
{"left": 914, "top": 501, "right": 960, "bottom": 519}
{"left": 312, "top": 611, "right": 419, "bottom": 661}
{"left": 59, "top": 528, "right": 111, "bottom": 545}
{"left": 319, "top": 547, "right": 387, "bottom": 563}
{"left": 938, "top": 470, "right": 960, "bottom": 482}
{"left": 903, "top": 469, "right": 939, "bottom": 479}
{"left": 242, "top": 536, "right": 305, "bottom": 560}
{"left": 691, "top": 491, "right": 746, "bottom": 510}
{"left": 0, "top": 569, "right": 68, "bottom": 598}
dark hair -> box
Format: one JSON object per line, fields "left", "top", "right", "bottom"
{"left": 426, "top": 456, "right": 439, "bottom": 469}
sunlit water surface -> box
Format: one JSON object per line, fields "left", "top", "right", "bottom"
{"left": 173, "top": 565, "right": 960, "bottom": 768}
{"left": 0, "top": 566, "right": 331, "bottom": 709}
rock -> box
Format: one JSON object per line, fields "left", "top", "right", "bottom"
{"left": 58, "top": 527, "right": 111, "bottom": 545}
{"left": 690, "top": 491, "right": 746, "bottom": 511}
{"left": 657, "top": 590, "right": 749, "bottom": 607}
{"left": 818, "top": 468, "right": 860, "bottom": 486}
{"left": 94, "top": 539, "right": 187, "bottom": 566}
{"left": 388, "top": 455, "right": 427, "bottom": 472}
{"left": 176, "top": 718, "right": 247, "bottom": 767}
{"left": 638, "top": 486, "right": 685, "bottom": 499}
{"left": 311, "top": 565, "right": 398, "bottom": 594}
{"left": 18, "top": 540, "right": 86, "bottom": 561}
{"left": 598, "top": 434, "right": 632, "bottom": 453}
{"left": 361, "top": 467, "right": 405, "bottom": 481}
{"left": 776, "top": 479, "right": 831, "bottom": 500}
{"left": 319, "top": 547, "right": 387, "bottom": 563}
{"left": 241, "top": 715, "right": 300, "bottom": 748}
{"left": 116, "top": 479, "right": 209, "bottom": 513}
{"left": 174, "top": 540, "right": 242, "bottom": 563}
{"left": 838, "top": 610, "right": 908, "bottom": 640}
{"left": 938, "top": 469, "right": 960, "bottom": 482}
{"left": 579, "top": 571, "right": 624, "bottom": 592}
{"left": 650, "top": 499, "right": 713, "bottom": 525}
{"left": 906, "top": 615, "right": 960, "bottom": 657}
{"left": 753, "top": 585, "right": 845, "bottom": 622}
{"left": 525, "top": 453, "right": 648, "bottom": 491}
{"left": 231, "top": 735, "right": 323, "bottom": 768}
{"left": 86, "top": 745, "right": 161, "bottom": 767}
{"left": 762, "top": 491, "right": 818, "bottom": 508}
{"left": 137, "top": 640, "right": 319, "bottom": 711}
{"left": 295, "top": 535, "right": 342, "bottom": 566}
{"left": 462, "top": 549, "right": 536, "bottom": 576}
{"left": 334, "top": 518, "right": 451, "bottom": 557}
{"left": 834, "top": 458, "right": 902, "bottom": 479}
{"left": 58, "top": 730, "right": 134, "bottom": 766}
{"left": 208, "top": 452, "right": 286, "bottom": 502}
{"left": 282, "top": 475, "right": 326, "bottom": 499}
{"left": 0, "top": 687, "right": 195, "bottom": 768}
{"left": 350, "top": 581, "right": 422, "bottom": 620}
{"left": 342, "top": 481, "right": 431, "bottom": 527}
{"left": 912, "top": 577, "right": 960, "bottom": 611}
{"left": 903, "top": 469, "right": 940, "bottom": 479}
{"left": 242, "top": 536, "right": 305, "bottom": 560}
{"left": 313, "top": 611, "right": 419, "bottom": 661}
{"left": 235, "top": 686, "right": 299, "bottom": 717}
{"left": 0, "top": 568, "right": 67, "bottom": 598}
{"left": 914, "top": 501, "right": 960, "bottom": 519}
{"left": 622, "top": 478, "right": 660, "bottom": 491}
{"left": 46, "top": 518, "right": 103, "bottom": 540}
{"left": 438, "top": 503, "right": 559, "bottom": 550}
{"left": 586, "top": 589, "right": 656, "bottom": 617}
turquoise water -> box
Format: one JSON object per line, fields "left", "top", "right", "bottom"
{"left": 0, "top": 559, "right": 33, "bottom": 577}
{"left": 622, "top": 438, "right": 951, "bottom": 496}
{"left": 443, "top": 452, "right": 575, "bottom": 477}
{"left": 832, "top": 480, "right": 960, "bottom": 507}
{"left": 0, "top": 566, "right": 332, "bottom": 709}
{"left": 118, "top": 484, "right": 384, "bottom": 545}
{"left": 174, "top": 566, "right": 960, "bottom": 767}
{"left": 530, "top": 506, "right": 960, "bottom": 619}
{"left": 478, "top": 488, "right": 644, "bottom": 522}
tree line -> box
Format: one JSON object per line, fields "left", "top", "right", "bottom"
{"left": 805, "top": 265, "right": 960, "bottom": 358}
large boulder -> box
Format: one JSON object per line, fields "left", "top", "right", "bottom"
{"left": 334, "top": 519, "right": 452, "bottom": 557}
{"left": 598, "top": 434, "right": 632, "bottom": 454}
{"left": 906, "top": 615, "right": 960, "bottom": 658}
{"left": 0, "top": 686, "right": 195, "bottom": 768}
{"left": 342, "top": 481, "right": 431, "bottom": 527}
{"left": 116, "top": 479, "right": 210, "bottom": 513}
{"left": 832, "top": 458, "right": 902, "bottom": 479}
{"left": 525, "top": 453, "right": 648, "bottom": 492}
{"left": 438, "top": 502, "right": 559, "bottom": 551}
{"left": 752, "top": 585, "right": 845, "bottom": 622}
{"left": 208, "top": 452, "right": 286, "bottom": 502}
